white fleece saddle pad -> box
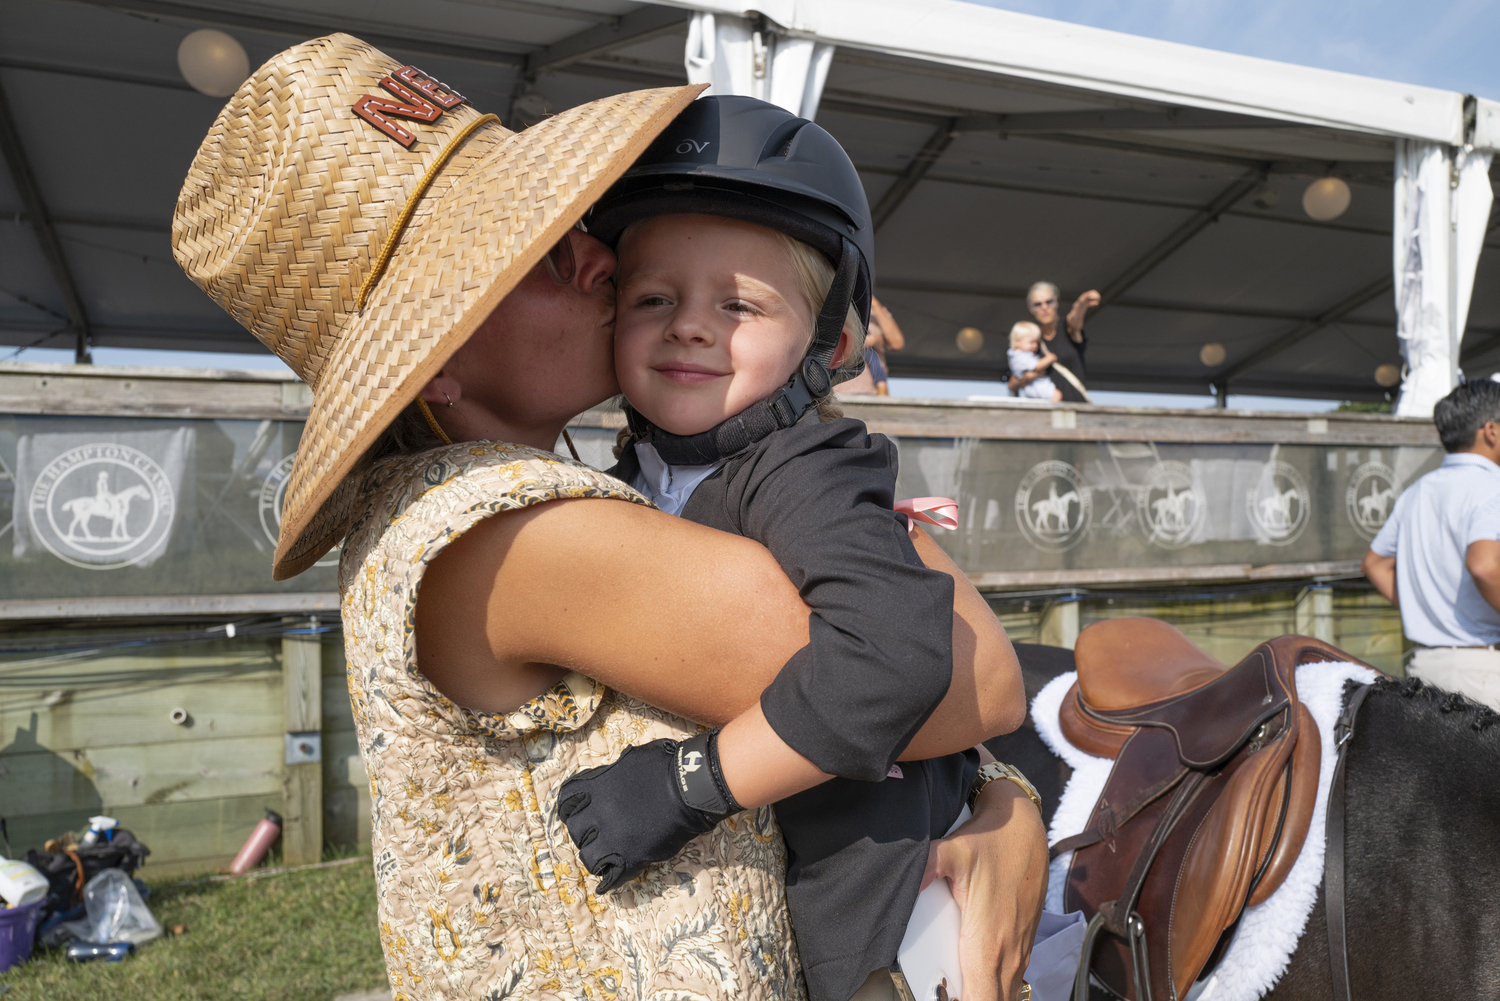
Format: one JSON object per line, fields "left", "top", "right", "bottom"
{"left": 1031, "top": 661, "right": 1377, "bottom": 1001}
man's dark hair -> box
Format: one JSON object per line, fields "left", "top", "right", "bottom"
{"left": 1434, "top": 379, "right": 1500, "bottom": 452}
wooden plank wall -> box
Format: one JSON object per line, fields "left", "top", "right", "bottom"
{"left": 1, "top": 584, "right": 1401, "bottom": 878}
{"left": 0, "top": 625, "right": 365, "bottom": 879}
{"left": 991, "top": 584, "right": 1406, "bottom": 674}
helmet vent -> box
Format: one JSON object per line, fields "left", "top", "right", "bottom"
{"left": 759, "top": 117, "right": 810, "bottom": 162}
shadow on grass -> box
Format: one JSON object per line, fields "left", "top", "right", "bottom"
{"left": 0, "top": 850, "right": 387, "bottom": 1001}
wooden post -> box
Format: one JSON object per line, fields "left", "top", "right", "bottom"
{"left": 282, "top": 618, "right": 322, "bottom": 865}
{"left": 1039, "top": 595, "right": 1081, "bottom": 650}
{"left": 1295, "top": 585, "right": 1334, "bottom": 644}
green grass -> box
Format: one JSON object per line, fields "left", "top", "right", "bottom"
{"left": 0, "top": 858, "right": 388, "bottom": 1001}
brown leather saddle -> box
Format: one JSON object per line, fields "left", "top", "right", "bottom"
{"left": 1054, "top": 618, "right": 1374, "bottom": 1001}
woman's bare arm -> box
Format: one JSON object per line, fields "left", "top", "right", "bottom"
{"left": 415, "top": 497, "right": 1023, "bottom": 756}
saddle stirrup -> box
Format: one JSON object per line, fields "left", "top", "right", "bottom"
{"left": 1071, "top": 909, "right": 1156, "bottom": 1001}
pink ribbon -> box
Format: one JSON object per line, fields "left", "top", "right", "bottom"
{"left": 894, "top": 497, "right": 959, "bottom": 531}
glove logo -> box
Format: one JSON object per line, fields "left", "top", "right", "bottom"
{"left": 680, "top": 751, "right": 704, "bottom": 772}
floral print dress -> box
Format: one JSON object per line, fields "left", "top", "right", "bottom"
{"left": 337, "top": 442, "right": 806, "bottom": 1001}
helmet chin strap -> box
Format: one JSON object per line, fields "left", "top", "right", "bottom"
{"left": 625, "top": 239, "right": 864, "bottom": 466}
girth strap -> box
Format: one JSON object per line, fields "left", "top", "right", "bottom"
{"left": 1324, "top": 682, "right": 1373, "bottom": 1001}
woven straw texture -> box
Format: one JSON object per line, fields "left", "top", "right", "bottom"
{"left": 173, "top": 33, "right": 700, "bottom": 578}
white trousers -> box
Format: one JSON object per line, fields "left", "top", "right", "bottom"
{"left": 1409, "top": 646, "right": 1500, "bottom": 712}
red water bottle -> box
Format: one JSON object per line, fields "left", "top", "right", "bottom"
{"left": 229, "top": 809, "right": 283, "bottom": 875}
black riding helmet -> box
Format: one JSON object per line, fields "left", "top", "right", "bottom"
{"left": 588, "top": 95, "right": 876, "bottom": 466}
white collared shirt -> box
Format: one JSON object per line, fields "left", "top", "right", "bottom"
{"left": 631, "top": 441, "right": 726, "bottom": 517}
{"left": 1371, "top": 452, "right": 1500, "bottom": 646}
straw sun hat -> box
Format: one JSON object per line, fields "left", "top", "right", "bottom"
{"left": 173, "top": 33, "right": 700, "bottom": 579}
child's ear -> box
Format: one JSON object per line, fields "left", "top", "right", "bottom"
{"left": 828, "top": 327, "right": 855, "bottom": 370}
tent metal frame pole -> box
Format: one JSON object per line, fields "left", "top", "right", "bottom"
{"left": 871, "top": 121, "right": 958, "bottom": 231}
{"left": 0, "top": 76, "right": 92, "bottom": 363}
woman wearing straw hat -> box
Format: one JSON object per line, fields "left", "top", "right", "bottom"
{"left": 174, "top": 35, "right": 1044, "bottom": 1001}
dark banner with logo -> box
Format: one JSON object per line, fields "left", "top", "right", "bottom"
{"left": 0, "top": 417, "right": 1446, "bottom": 599}
{"left": 0, "top": 416, "right": 334, "bottom": 599}
{"left": 884, "top": 437, "right": 1442, "bottom": 572}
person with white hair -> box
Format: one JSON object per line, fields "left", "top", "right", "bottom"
{"left": 1009, "top": 281, "right": 1098, "bottom": 402}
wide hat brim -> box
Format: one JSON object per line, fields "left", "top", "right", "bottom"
{"left": 172, "top": 35, "right": 702, "bottom": 579}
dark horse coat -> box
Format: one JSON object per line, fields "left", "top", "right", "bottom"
{"left": 987, "top": 643, "right": 1500, "bottom": 1001}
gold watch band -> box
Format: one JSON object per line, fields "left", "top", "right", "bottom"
{"left": 969, "top": 761, "right": 1042, "bottom": 814}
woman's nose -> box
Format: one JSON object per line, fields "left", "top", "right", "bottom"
{"left": 571, "top": 231, "right": 616, "bottom": 291}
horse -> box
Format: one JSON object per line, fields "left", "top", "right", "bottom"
{"left": 1032, "top": 485, "right": 1081, "bottom": 533}
{"left": 985, "top": 642, "right": 1500, "bottom": 1001}
{"left": 1357, "top": 485, "right": 1395, "bottom": 524}
{"left": 60, "top": 471, "right": 149, "bottom": 540}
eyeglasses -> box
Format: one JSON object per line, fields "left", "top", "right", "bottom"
{"left": 541, "top": 220, "right": 589, "bottom": 286}
{"left": 1028, "top": 298, "right": 1057, "bottom": 310}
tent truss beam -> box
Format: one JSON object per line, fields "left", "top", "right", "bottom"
{"left": 871, "top": 121, "right": 957, "bottom": 230}
{"left": 66, "top": 0, "right": 532, "bottom": 66}
{"left": 524, "top": 6, "right": 687, "bottom": 79}
{"left": 1211, "top": 274, "right": 1394, "bottom": 390}
{"left": 951, "top": 107, "right": 1287, "bottom": 133}
{"left": 875, "top": 277, "right": 1402, "bottom": 329}
{"left": 1096, "top": 168, "right": 1268, "bottom": 305}
{"left": 0, "top": 76, "right": 92, "bottom": 362}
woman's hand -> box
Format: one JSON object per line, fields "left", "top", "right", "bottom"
{"left": 1066, "top": 290, "right": 1100, "bottom": 339}
{"left": 923, "top": 763, "right": 1048, "bottom": 1001}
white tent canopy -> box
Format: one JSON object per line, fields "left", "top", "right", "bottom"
{"left": 3, "top": 0, "right": 1497, "bottom": 409}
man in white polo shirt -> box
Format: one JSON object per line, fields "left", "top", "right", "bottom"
{"left": 1362, "top": 379, "right": 1500, "bottom": 708}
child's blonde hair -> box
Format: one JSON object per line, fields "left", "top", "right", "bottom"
{"left": 776, "top": 233, "right": 866, "bottom": 422}
{"left": 1009, "top": 320, "right": 1042, "bottom": 351}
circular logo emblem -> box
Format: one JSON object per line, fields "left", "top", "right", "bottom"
{"left": 28, "top": 443, "right": 175, "bottom": 569}
{"left": 1137, "top": 461, "right": 1205, "bottom": 549}
{"left": 259, "top": 455, "right": 339, "bottom": 567}
{"left": 1245, "top": 460, "right": 1310, "bottom": 546}
{"left": 1015, "top": 460, "right": 1091, "bottom": 552}
{"left": 1345, "top": 461, "right": 1398, "bottom": 540}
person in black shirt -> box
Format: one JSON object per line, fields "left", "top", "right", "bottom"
{"left": 1009, "top": 281, "right": 1098, "bottom": 402}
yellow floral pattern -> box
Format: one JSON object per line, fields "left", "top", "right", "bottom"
{"left": 339, "top": 442, "right": 805, "bottom": 1000}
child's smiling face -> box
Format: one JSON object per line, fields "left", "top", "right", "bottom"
{"left": 1016, "top": 331, "right": 1039, "bottom": 353}
{"left": 614, "top": 214, "right": 815, "bottom": 437}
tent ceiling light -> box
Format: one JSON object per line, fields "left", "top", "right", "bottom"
{"left": 1199, "top": 342, "right": 1226, "bottom": 367}
{"left": 1374, "top": 363, "right": 1401, "bottom": 387}
{"left": 178, "top": 29, "right": 249, "bottom": 97}
{"left": 955, "top": 327, "right": 984, "bottom": 354}
{"left": 1302, "top": 177, "right": 1351, "bottom": 221}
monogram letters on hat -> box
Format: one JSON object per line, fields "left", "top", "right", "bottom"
{"left": 352, "top": 65, "right": 468, "bottom": 148}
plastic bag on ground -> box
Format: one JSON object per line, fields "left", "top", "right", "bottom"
{"left": 59, "top": 869, "right": 162, "bottom": 945}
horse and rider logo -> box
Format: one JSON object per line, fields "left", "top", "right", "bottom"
{"left": 259, "top": 454, "right": 340, "bottom": 567}
{"left": 28, "top": 443, "right": 174, "bottom": 569}
{"left": 1015, "top": 460, "right": 1092, "bottom": 552}
{"left": 1344, "top": 461, "right": 1398, "bottom": 540}
{"left": 1245, "top": 460, "right": 1310, "bottom": 546}
{"left": 1138, "top": 461, "right": 1205, "bottom": 550}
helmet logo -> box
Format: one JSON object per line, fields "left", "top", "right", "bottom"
{"left": 675, "top": 139, "right": 712, "bottom": 154}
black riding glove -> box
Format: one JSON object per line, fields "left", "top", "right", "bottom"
{"left": 557, "top": 729, "right": 742, "bottom": 893}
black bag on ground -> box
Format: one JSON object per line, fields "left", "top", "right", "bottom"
{"left": 26, "top": 829, "right": 151, "bottom": 922}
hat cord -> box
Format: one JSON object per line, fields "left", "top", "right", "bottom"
{"left": 356, "top": 113, "right": 501, "bottom": 313}
{"left": 416, "top": 397, "right": 454, "bottom": 445}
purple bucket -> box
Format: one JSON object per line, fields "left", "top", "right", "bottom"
{"left": 0, "top": 900, "right": 43, "bottom": 972}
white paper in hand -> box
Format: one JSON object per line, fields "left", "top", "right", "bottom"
{"left": 896, "top": 805, "right": 970, "bottom": 1000}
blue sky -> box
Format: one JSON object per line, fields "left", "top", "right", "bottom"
{"left": 963, "top": 0, "right": 1500, "bottom": 99}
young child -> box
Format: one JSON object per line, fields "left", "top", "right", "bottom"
{"left": 1008, "top": 320, "right": 1063, "bottom": 402}
{"left": 557, "top": 96, "right": 979, "bottom": 1001}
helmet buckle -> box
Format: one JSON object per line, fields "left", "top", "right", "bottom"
{"left": 802, "top": 356, "right": 832, "bottom": 399}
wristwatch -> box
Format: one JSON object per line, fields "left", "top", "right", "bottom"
{"left": 969, "top": 761, "right": 1042, "bottom": 815}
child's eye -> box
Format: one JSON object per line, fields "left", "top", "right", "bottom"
{"left": 634, "top": 294, "right": 672, "bottom": 308}
{"left": 725, "top": 299, "right": 761, "bottom": 315}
